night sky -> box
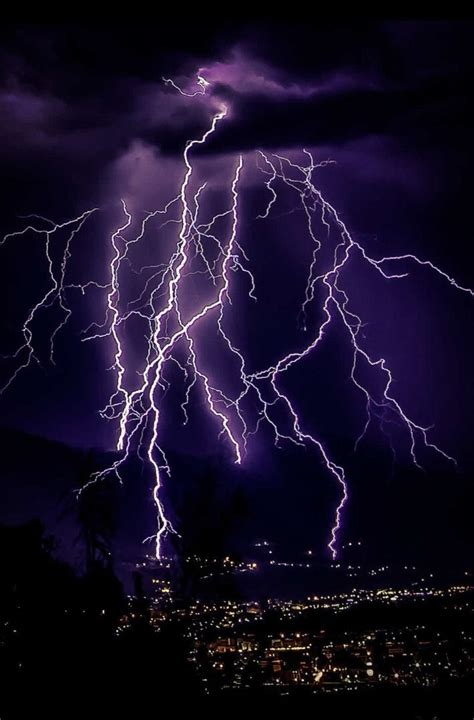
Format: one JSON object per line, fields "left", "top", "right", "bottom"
{"left": 0, "top": 22, "right": 472, "bottom": 570}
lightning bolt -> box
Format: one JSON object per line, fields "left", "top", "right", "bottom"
{"left": 1, "top": 73, "right": 472, "bottom": 562}
{"left": 162, "top": 73, "right": 209, "bottom": 97}
{"left": 79, "top": 104, "right": 249, "bottom": 557}
{"left": 0, "top": 208, "right": 99, "bottom": 393}
{"left": 250, "top": 148, "right": 468, "bottom": 554}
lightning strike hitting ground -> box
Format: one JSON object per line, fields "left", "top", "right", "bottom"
{"left": 1, "top": 75, "right": 472, "bottom": 560}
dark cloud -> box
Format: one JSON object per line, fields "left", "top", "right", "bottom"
{"left": 0, "top": 23, "right": 471, "bottom": 165}
{"left": 0, "top": 22, "right": 471, "bottom": 181}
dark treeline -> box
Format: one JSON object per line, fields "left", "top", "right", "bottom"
{"left": 0, "top": 520, "right": 197, "bottom": 718}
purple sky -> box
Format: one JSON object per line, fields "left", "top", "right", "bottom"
{"left": 0, "top": 22, "right": 472, "bottom": 566}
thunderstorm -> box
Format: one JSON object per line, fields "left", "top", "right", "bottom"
{"left": 0, "top": 72, "right": 472, "bottom": 562}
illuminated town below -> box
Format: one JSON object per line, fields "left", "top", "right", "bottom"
{"left": 117, "top": 541, "right": 473, "bottom": 697}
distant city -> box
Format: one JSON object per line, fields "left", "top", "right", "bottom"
{"left": 117, "top": 540, "right": 473, "bottom": 697}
